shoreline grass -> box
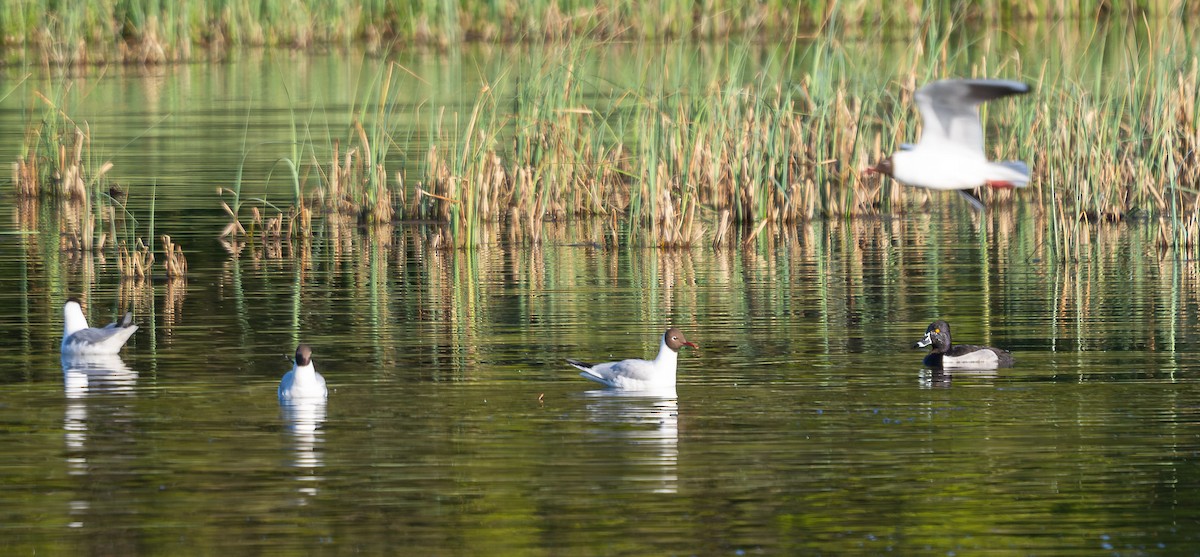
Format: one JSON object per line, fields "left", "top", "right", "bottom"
{"left": 199, "top": 14, "right": 1200, "bottom": 255}
{"left": 12, "top": 13, "right": 1200, "bottom": 258}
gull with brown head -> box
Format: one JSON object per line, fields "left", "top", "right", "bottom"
{"left": 567, "top": 328, "right": 697, "bottom": 392}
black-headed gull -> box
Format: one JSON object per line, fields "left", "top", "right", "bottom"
{"left": 568, "top": 328, "right": 697, "bottom": 391}
{"left": 61, "top": 298, "right": 138, "bottom": 355}
{"left": 278, "top": 344, "right": 328, "bottom": 401}
{"left": 866, "top": 79, "right": 1031, "bottom": 210}
{"left": 914, "top": 320, "right": 1014, "bottom": 370}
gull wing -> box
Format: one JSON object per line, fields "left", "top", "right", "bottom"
{"left": 575, "top": 358, "right": 656, "bottom": 387}
{"left": 915, "top": 79, "right": 1030, "bottom": 153}
{"left": 70, "top": 325, "right": 138, "bottom": 345}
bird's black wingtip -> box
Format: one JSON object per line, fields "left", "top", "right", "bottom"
{"left": 566, "top": 358, "right": 593, "bottom": 370}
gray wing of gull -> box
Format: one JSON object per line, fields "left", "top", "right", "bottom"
{"left": 69, "top": 325, "right": 137, "bottom": 345}
{"left": 600, "top": 359, "right": 657, "bottom": 381}
{"left": 915, "top": 79, "right": 1030, "bottom": 153}
{"left": 575, "top": 358, "right": 657, "bottom": 385}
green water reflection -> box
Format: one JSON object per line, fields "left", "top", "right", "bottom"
{"left": 2, "top": 207, "right": 1200, "bottom": 554}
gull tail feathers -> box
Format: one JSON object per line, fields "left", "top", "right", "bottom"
{"left": 568, "top": 359, "right": 619, "bottom": 387}
{"left": 991, "top": 160, "right": 1030, "bottom": 187}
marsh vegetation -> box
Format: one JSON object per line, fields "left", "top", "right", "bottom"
{"left": 12, "top": 11, "right": 1200, "bottom": 260}
{"left": 0, "top": 0, "right": 1193, "bottom": 64}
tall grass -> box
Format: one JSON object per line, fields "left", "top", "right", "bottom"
{"left": 10, "top": 10, "right": 1200, "bottom": 260}
{"left": 1, "top": 0, "right": 1195, "bottom": 65}
{"left": 8, "top": 75, "right": 196, "bottom": 281}
{"left": 224, "top": 55, "right": 419, "bottom": 251}
{"left": 207, "top": 15, "right": 1200, "bottom": 255}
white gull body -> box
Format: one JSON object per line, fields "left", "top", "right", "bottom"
{"left": 568, "top": 328, "right": 697, "bottom": 392}
{"left": 279, "top": 345, "right": 328, "bottom": 401}
{"left": 870, "top": 79, "right": 1031, "bottom": 210}
{"left": 61, "top": 299, "right": 138, "bottom": 355}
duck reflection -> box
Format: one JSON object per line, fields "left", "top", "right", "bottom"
{"left": 918, "top": 368, "right": 999, "bottom": 389}
{"left": 280, "top": 399, "right": 327, "bottom": 496}
{"left": 582, "top": 389, "right": 679, "bottom": 494}
{"left": 918, "top": 369, "right": 953, "bottom": 389}
{"left": 61, "top": 354, "right": 138, "bottom": 530}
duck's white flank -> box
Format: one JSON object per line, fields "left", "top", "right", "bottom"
{"left": 941, "top": 349, "right": 1001, "bottom": 369}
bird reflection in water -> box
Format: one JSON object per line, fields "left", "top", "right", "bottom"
{"left": 280, "top": 399, "right": 327, "bottom": 498}
{"left": 63, "top": 354, "right": 138, "bottom": 466}
{"left": 918, "top": 368, "right": 999, "bottom": 389}
{"left": 583, "top": 389, "right": 679, "bottom": 494}
{"left": 61, "top": 354, "right": 138, "bottom": 529}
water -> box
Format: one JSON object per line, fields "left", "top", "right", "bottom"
{"left": 3, "top": 28, "right": 1200, "bottom": 555}
{"left": 3, "top": 210, "right": 1200, "bottom": 554}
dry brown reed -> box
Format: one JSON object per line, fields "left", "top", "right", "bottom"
{"left": 14, "top": 123, "right": 114, "bottom": 201}
{"left": 409, "top": 81, "right": 877, "bottom": 248}
{"left": 13, "top": 159, "right": 39, "bottom": 197}
{"left": 117, "top": 239, "right": 154, "bottom": 280}
{"left": 161, "top": 235, "right": 187, "bottom": 279}
{"left": 308, "top": 127, "right": 397, "bottom": 225}
{"left": 218, "top": 187, "right": 247, "bottom": 239}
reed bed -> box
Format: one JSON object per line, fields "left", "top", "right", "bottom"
{"left": 0, "top": 13, "right": 1082, "bottom": 257}
{"left": 221, "top": 59, "right": 406, "bottom": 249}
{"left": 231, "top": 29, "right": 1200, "bottom": 254}
{"left": 394, "top": 63, "right": 888, "bottom": 248}
{"left": 10, "top": 80, "right": 199, "bottom": 281}
{"left": 1, "top": 0, "right": 1195, "bottom": 65}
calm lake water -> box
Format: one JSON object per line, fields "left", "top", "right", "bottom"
{"left": 3, "top": 24, "right": 1200, "bottom": 556}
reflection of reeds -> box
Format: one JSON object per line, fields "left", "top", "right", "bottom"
{"left": 162, "top": 275, "right": 186, "bottom": 338}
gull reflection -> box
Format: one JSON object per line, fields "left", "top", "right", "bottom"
{"left": 280, "top": 399, "right": 327, "bottom": 497}
{"left": 61, "top": 354, "right": 138, "bottom": 528}
{"left": 63, "top": 354, "right": 138, "bottom": 399}
{"left": 582, "top": 389, "right": 679, "bottom": 494}
{"left": 62, "top": 354, "right": 137, "bottom": 466}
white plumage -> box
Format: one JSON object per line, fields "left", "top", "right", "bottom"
{"left": 61, "top": 299, "right": 138, "bottom": 356}
{"left": 568, "top": 328, "right": 697, "bottom": 392}
{"left": 867, "top": 79, "right": 1031, "bottom": 210}
{"left": 279, "top": 344, "right": 328, "bottom": 401}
